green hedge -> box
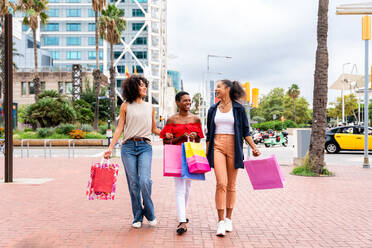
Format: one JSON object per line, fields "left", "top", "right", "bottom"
{"left": 252, "top": 120, "right": 298, "bottom": 131}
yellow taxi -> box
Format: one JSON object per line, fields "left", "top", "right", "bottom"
{"left": 325, "top": 125, "right": 372, "bottom": 153}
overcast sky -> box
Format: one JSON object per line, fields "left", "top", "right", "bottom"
{"left": 167, "top": 0, "right": 366, "bottom": 105}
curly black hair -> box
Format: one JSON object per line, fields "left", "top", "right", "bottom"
{"left": 121, "top": 75, "right": 149, "bottom": 103}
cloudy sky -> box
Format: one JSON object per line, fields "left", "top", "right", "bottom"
{"left": 167, "top": 0, "right": 366, "bottom": 105}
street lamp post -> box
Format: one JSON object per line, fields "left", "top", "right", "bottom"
{"left": 342, "top": 62, "right": 351, "bottom": 123}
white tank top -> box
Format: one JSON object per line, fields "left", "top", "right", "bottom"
{"left": 214, "top": 108, "right": 235, "bottom": 134}
{"left": 122, "top": 101, "right": 153, "bottom": 144}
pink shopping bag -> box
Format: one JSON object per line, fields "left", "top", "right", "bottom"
{"left": 163, "top": 144, "right": 182, "bottom": 177}
{"left": 244, "top": 155, "right": 284, "bottom": 190}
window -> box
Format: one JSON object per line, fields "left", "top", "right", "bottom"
{"left": 66, "top": 37, "right": 81, "bottom": 46}
{"left": 132, "top": 0, "right": 147, "bottom": 2}
{"left": 88, "top": 37, "right": 103, "bottom": 46}
{"left": 65, "top": 82, "right": 72, "bottom": 94}
{"left": 28, "top": 82, "right": 35, "bottom": 94}
{"left": 133, "top": 51, "right": 147, "bottom": 59}
{"left": 50, "top": 51, "right": 59, "bottom": 60}
{"left": 58, "top": 82, "right": 64, "bottom": 94}
{"left": 88, "top": 9, "right": 94, "bottom": 17}
{"left": 66, "top": 51, "right": 81, "bottom": 60}
{"left": 49, "top": 0, "right": 59, "bottom": 2}
{"left": 44, "top": 36, "right": 59, "bottom": 46}
{"left": 67, "top": 9, "right": 81, "bottom": 17}
{"left": 132, "top": 65, "right": 143, "bottom": 73}
{"left": 66, "top": 23, "right": 81, "bottom": 31}
{"left": 47, "top": 9, "right": 59, "bottom": 17}
{"left": 114, "top": 51, "right": 124, "bottom": 59}
{"left": 43, "top": 23, "right": 59, "bottom": 31}
{"left": 27, "top": 39, "right": 40, "bottom": 49}
{"left": 66, "top": 0, "right": 80, "bottom": 2}
{"left": 88, "top": 51, "right": 103, "bottom": 60}
{"left": 132, "top": 23, "right": 146, "bottom": 31}
{"left": 88, "top": 23, "right": 95, "bottom": 31}
{"left": 133, "top": 37, "right": 147, "bottom": 45}
{"left": 132, "top": 9, "right": 145, "bottom": 17}
{"left": 21, "top": 82, "right": 27, "bottom": 95}
{"left": 117, "top": 65, "right": 125, "bottom": 73}
{"left": 22, "top": 24, "right": 29, "bottom": 31}
{"left": 41, "top": 82, "right": 46, "bottom": 91}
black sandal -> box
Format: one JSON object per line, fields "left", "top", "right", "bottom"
{"left": 176, "top": 222, "right": 187, "bottom": 235}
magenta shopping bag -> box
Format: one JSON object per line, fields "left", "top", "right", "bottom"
{"left": 244, "top": 155, "right": 284, "bottom": 190}
{"left": 163, "top": 144, "right": 182, "bottom": 177}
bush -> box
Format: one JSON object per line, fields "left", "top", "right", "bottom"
{"left": 56, "top": 123, "right": 76, "bottom": 135}
{"left": 85, "top": 132, "right": 106, "bottom": 139}
{"left": 80, "top": 124, "right": 93, "bottom": 133}
{"left": 36, "top": 128, "right": 55, "bottom": 138}
{"left": 69, "top": 129, "right": 86, "bottom": 139}
{"left": 283, "top": 120, "right": 297, "bottom": 129}
{"left": 0, "top": 127, "right": 4, "bottom": 136}
{"left": 23, "top": 128, "right": 33, "bottom": 132}
{"left": 73, "top": 100, "right": 94, "bottom": 124}
{"left": 99, "top": 124, "right": 115, "bottom": 135}
{"left": 291, "top": 154, "right": 334, "bottom": 176}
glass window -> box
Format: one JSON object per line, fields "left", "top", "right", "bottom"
{"left": 114, "top": 51, "right": 125, "bottom": 59}
{"left": 66, "top": 23, "right": 81, "bottom": 31}
{"left": 22, "top": 24, "right": 29, "bottom": 31}
{"left": 133, "top": 51, "right": 147, "bottom": 59}
{"left": 88, "top": 23, "right": 95, "bottom": 31}
{"left": 66, "top": 37, "right": 81, "bottom": 46}
{"left": 29, "top": 81, "right": 35, "bottom": 94}
{"left": 133, "top": 37, "right": 147, "bottom": 45}
{"left": 117, "top": 65, "right": 125, "bottom": 73}
{"left": 47, "top": 9, "right": 59, "bottom": 17}
{"left": 42, "top": 23, "right": 59, "bottom": 31}
{"left": 50, "top": 51, "right": 59, "bottom": 60}
{"left": 65, "top": 82, "right": 72, "bottom": 94}
{"left": 58, "top": 81, "right": 64, "bottom": 94}
{"left": 49, "top": 0, "right": 59, "bottom": 2}
{"left": 132, "top": 23, "right": 145, "bottom": 31}
{"left": 66, "top": 0, "right": 80, "bottom": 2}
{"left": 43, "top": 36, "right": 59, "bottom": 46}
{"left": 88, "top": 9, "right": 100, "bottom": 17}
{"left": 66, "top": 51, "right": 81, "bottom": 60}
{"left": 88, "top": 37, "right": 103, "bottom": 46}
{"left": 88, "top": 51, "right": 103, "bottom": 60}
{"left": 41, "top": 82, "right": 46, "bottom": 91}
{"left": 67, "top": 9, "right": 81, "bottom": 17}
{"left": 132, "top": 9, "right": 145, "bottom": 17}
{"left": 132, "top": 65, "right": 143, "bottom": 73}
{"left": 21, "top": 82, "right": 27, "bottom": 95}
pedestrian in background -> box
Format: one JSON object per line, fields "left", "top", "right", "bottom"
{"left": 206, "top": 79, "right": 261, "bottom": 236}
{"left": 104, "top": 75, "right": 161, "bottom": 229}
{"left": 161, "top": 91, "right": 204, "bottom": 235}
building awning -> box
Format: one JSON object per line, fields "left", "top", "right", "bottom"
{"left": 329, "top": 73, "right": 367, "bottom": 90}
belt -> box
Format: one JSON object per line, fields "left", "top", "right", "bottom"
{"left": 128, "top": 137, "right": 150, "bottom": 142}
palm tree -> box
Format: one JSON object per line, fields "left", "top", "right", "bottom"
{"left": 91, "top": 0, "right": 106, "bottom": 131}
{"left": 17, "top": 0, "right": 48, "bottom": 101}
{"left": 308, "top": 0, "right": 329, "bottom": 174}
{"left": 288, "top": 84, "right": 300, "bottom": 122}
{"left": 99, "top": 4, "right": 125, "bottom": 128}
{"left": 191, "top": 93, "right": 202, "bottom": 114}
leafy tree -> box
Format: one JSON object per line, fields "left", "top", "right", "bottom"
{"left": 99, "top": 4, "right": 126, "bottom": 127}
{"left": 17, "top": 0, "right": 48, "bottom": 101}
{"left": 81, "top": 82, "right": 109, "bottom": 121}
{"left": 288, "top": 84, "right": 300, "bottom": 122}
{"left": 191, "top": 93, "right": 203, "bottom": 114}
{"left": 255, "top": 88, "right": 285, "bottom": 121}
{"left": 23, "top": 90, "right": 76, "bottom": 128}
{"left": 73, "top": 100, "right": 94, "bottom": 124}
{"left": 283, "top": 95, "right": 311, "bottom": 124}
{"left": 327, "top": 94, "right": 358, "bottom": 122}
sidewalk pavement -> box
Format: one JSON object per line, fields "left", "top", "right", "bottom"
{"left": 1, "top": 154, "right": 372, "bottom": 248}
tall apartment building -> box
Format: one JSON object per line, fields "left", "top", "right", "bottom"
{"left": 16, "top": 0, "right": 168, "bottom": 117}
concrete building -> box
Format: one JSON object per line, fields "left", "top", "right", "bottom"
{"left": 15, "top": 0, "right": 168, "bottom": 117}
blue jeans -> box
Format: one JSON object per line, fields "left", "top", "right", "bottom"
{"left": 121, "top": 140, "right": 155, "bottom": 223}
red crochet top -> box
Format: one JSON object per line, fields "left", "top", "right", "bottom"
{"left": 160, "top": 123, "right": 204, "bottom": 145}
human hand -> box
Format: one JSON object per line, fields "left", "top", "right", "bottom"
{"left": 252, "top": 148, "right": 261, "bottom": 157}
{"left": 189, "top": 132, "right": 198, "bottom": 141}
{"left": 103, "top": 149, "right": 112, "bottom": 159}
{"left": 165, "top": 133, "right": 174, "bottom": 139}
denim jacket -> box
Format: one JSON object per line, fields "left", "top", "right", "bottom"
{"left": 206, "top": 101, "right": 250, "bottom": 169}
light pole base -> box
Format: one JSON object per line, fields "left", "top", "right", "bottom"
{"left": 363, "top": 157, "right": 370, "bottom": 168}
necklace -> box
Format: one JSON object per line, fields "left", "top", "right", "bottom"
{"left": 220, "top": 101, "right": 231, "bottom": 110}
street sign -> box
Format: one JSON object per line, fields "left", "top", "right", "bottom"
{"left": 106, "top": 129, "right": 113, "bottom": 138}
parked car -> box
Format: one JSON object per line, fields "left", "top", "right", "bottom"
{"left": 325, "top": 125, "right": 372, "bottom": 154}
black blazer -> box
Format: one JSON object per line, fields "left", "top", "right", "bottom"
{"left": 206, "top": 100, "right": 250, "bottom": 169}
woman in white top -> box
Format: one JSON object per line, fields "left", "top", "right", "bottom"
{"left": 104, "top": 75, "right": 164, "bottom": 229}
{"left": 206, "top": 80, "right": 261, "bottom": 236}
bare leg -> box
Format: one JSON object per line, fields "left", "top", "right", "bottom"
{"left": 226, "top": 208, "right": 233, "bottom": 219}
{"left": 218, "top": 209, "right": 225, "bottom": 221}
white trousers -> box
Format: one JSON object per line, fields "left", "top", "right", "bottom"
{"left": 174, "top": 177, "right": 192, "bottom": 223}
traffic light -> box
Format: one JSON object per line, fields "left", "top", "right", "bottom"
{"left": 242, "top": 82, "right": 250, "bottom": 102}
{"left": 252, "top": 88, "right": 259, "bottom": 108}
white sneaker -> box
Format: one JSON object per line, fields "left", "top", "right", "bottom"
{"left": 216, "top": 220, "right": 226, "bottom": 236}
{"left": 225, "top": 218, "right": 233, "bottom": 232}
{"left": 149, "top": 218, "right": 157, "bottom": 227}
{"left": 132, "top": 222, "right": 142, "bottom": 228}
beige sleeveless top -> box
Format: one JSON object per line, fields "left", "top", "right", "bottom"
{"left": 122, "top": 101, "right": 153, "bottom": 144}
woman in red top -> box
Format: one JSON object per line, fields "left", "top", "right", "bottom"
{"left": 160, "top": 91, "right": 204, "bottom": 235}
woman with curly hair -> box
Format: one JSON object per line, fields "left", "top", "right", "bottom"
{"left": 104, "top": 75, "right": 163, "bottom": 229}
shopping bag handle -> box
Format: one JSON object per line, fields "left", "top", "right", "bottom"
{"left": 100, "top": 157, "right": 111, "bottom": 165}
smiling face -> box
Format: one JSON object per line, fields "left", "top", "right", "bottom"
{"left": 176, "top": 94, "right": 191, "bottom": 111}
{"left": 215, "top": 81, "right": 230, "bottom": 100}
{"left": 138, "top": 80, "right": 148, "bottom": 98}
